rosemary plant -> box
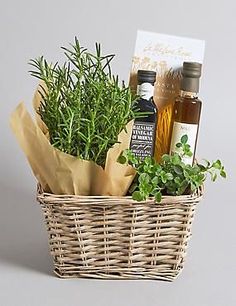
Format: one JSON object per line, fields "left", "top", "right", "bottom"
{"left": 29, "top": 38, "right": 141, "bottom": 167}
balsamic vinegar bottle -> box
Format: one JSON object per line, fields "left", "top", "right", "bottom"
{"left": 130, "top": 70, "right": 158, "bottom": 159}
{"left": 169, "top": 62, "right": 202, "bottom": 165}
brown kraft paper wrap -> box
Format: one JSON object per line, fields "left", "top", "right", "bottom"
{"left": 10, "top": 88, "right": 135, "bottom": 196}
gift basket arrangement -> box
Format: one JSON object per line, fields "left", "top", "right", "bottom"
{"left": 11, "top": 34, "right": 226, "bottom": 281}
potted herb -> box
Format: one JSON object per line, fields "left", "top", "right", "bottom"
{"left": 10, "top": 38, "right": 147, "bottom": 196}
{"left": 29, "top": 38, "right": 142, "bottom": 167}
{"left": 119, "top": 135, "right": 226, "bottom": 201}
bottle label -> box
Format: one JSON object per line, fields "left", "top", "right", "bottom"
{"left": 169, "top": 121, "right": 198, "bottom": 164}
{"left": 137, "top": 83, "right": 154, "bottom": 100}
{"left": 130, "top": 121, "right": 156, "bottom": 159}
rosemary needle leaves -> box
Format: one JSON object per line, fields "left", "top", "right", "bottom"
{"left": 29, "top": 38, "right": 141, "bottom": 167}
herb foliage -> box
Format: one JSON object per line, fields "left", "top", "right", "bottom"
{"left": 118, "top": 135, "right": 226, "bottom": 202}
{"left": 29, "top": 38, "right": 141, "bottom": 167}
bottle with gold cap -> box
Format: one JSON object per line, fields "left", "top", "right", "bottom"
{"left": 169, "top": 62, "right": 202, "bottom": 165}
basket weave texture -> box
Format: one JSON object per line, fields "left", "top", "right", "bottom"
{"left": 37, "top": 185, "right": 203, "bottom": 281}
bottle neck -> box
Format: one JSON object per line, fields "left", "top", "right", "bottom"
{"left": 181, "top": 75, "right": 200, "bottom": 95}
{"left": 180, "top": 90, "right": 198, "bottom": 99}
{"left": 137, "top": 82, "right": 155, "bottom": 100}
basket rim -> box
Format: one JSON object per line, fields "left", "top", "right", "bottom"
{"left": 36, "top": 183, "right": 203, "bottom": 206}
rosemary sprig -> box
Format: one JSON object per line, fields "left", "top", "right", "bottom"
{"left": 29, "top": 38, "right": 142, "bottom": 167}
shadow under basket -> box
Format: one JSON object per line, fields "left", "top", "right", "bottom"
{"left": 37, "top": 185, "right": 203, "bottom": 281}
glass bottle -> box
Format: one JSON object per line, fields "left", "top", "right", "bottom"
{"left": 130, "top": 70, "right": 158, "bottom": 159}
{"left": 169, "top": 62, "right": 202, "bottom": 164}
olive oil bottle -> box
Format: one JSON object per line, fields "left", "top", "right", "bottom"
{"left": 169, "top": 62, "right": 202, "bottom": 164}
{"left": 130, "top": 70, "right": 157, "bottom": 159}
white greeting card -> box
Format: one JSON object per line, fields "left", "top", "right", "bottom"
{"left": 130, "top": 30, "right": 205, "bottom": 109}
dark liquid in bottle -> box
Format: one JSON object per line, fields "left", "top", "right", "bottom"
{"left": 130, "top": 70, "right": 158, "bottom": 160}
{"left": 130, "top": 97, "right": 157, "bottom": 159}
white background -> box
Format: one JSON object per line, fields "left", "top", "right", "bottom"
{"left": 0, "top": 0, "right": 235, "bottom": 305}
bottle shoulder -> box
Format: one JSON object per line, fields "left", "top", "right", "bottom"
{"left": 175, "top": 95, "right": 202, "bottom": 105}
{"left": 173, "top": 95, "right": 202, "bottom": 124}
{"left": 137, "top": 97, "right": 157, "bottom": 112}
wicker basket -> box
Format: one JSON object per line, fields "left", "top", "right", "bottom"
{"left": 37, "top": 185, "right": 203, "bottom": 281}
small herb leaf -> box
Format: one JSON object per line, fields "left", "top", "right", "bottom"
{"left": 155, "top": 191, "right": 162, "bottom": 203}
{"left": 181, "top": 134, "right": 188, "bottom": 144}
{"left": 118, "top": 135, "right": 226, "bottom": 202}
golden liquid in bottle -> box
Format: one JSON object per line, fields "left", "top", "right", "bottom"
{"left": 169, "top": 92, "right": 202, "bottom": 163}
